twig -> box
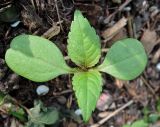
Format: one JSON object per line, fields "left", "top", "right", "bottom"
{"left": 101, "top": 48, "right": 109, "bottom": 52}
{"left": 141, "top": 76, "right": 156, "bottom": 96}
{"left": 118, "top": 0, "right": 132, "bottom": 12}
{"left": 133, "top": 23, "right": 137, "bottom": 38}
{"left": 54, "top": 0, "right": 64, "bottom": 32}
{"left": 42, "top": 25, "right": 60, "bottom": 39}
{"left": 104, "top": 0, "right": 133, "bottom": 23}
{"left": 30, "top": 0, "right": 35, "bottom": 9}
{"left": 102, "top": 17, "right": 127, "bottom": 41}
{"left": 90, "top": 100, "right": 134, "bottom": 127}
{"left": 126, "top": 12, "right": 134, "bottom": 37}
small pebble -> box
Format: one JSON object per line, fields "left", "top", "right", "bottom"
{"left": 11, "top": 21, "right": 21, "bottom": 27}
{"left": 123, "top": 6, "right": 131, "bottom": 11}
{"left": 75, "top": 109, "right": 82, "bottom": 116}
{"left": 156, "top": 63, "right": 160, "bottom": 72}
{"left": 36, "top": 85, "right": 49, "bottom": 96}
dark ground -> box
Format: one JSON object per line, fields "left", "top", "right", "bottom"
{"left": 0, "top": 0, "right": 160, "bottom": 127}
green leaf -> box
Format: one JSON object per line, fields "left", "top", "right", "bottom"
{"left": 98, "top": 38, "right": 147, "bottom": 80}
{"left": 143, "top": 107, "right": 150, "bottom": 116}
{"left": 9, "top": 107, "right": 26, "bottom": 121}
{"left": 28, "top": 100, "right": 59, "bottom": 125}
{"left": 72, "top": 70, "right": 102, "bottom": 121}
{"left": 123, "top": 120, "right": 149, "bottom": 127}
{"left": 0, "top": 92, "right": 26, "bottom": 121}
{"left": 5, "top": 35, "right": 72, "bottom": 82}
{"left": 131, "top": 120, "right": 148, "bottom": 127}
{"left": 67, "top": 10, "right": 101, "bottom": 68}
{"left": 30, "top": 108, "right": 59, "bottom": 125}
{"left": 148, "top": 114, "right": 160, "bottom": 123}
{"left": 142, "top": 107, "right": 150, "bottom": 122}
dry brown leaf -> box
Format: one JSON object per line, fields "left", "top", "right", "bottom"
{"left": 140, "top": 29, "right": 158, "bottom": 54}
{"left": 102, "top": 17, "right": 127, "bottom": 41}
{"left": 98, "top": 111, "right": 112, "bottom": 118}
{"left": 111, "top": 28, "right": 127, "bottom": 42}
{"left": 125, "top": 83, "right": 139, "bottom": 99}
{"left": 42, "top": 25, "right": 60, "bottom": 39}
{"left": 115, "top": 79, "right": 124, "bottom": 89}
{"left": 107, "top": 28, "right": 127, "bottom": 47}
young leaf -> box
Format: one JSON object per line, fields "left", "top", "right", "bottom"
{"left": 67, "top": 10, "right": 101, "bottom": 68}
{"left": 123, "top": 120, "right": 148, "bottom": 127}
{"left": 5, "top": 35, "right": 72, "bottom": 82}
{"left": 9, "top": 107, "right": 26, "bottom": 122}
{"left": 148, "top": 114, "right": 160, "bottom": 123}
{"left": 131, "top": 120, "right": 148, "bottom": 127}
{"left": 72, "top": 70, "right": 102, "bottom": 121}
{"left": 28, "top": 100, "right": 59, "bottom": 125}
{"left": 98, "top": 38, "right": 147, "bottom": 80}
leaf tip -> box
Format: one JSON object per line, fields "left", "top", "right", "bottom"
{"left": 74, "top": 10, "right": 82, "bottom": 16}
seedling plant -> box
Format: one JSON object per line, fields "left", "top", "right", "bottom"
{"left": 5, "top": 10, "right": 147, "bottom": 122}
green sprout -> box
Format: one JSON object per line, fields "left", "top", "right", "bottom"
{"left": 5, "top": 10, "right": 147, "bottom": 122}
